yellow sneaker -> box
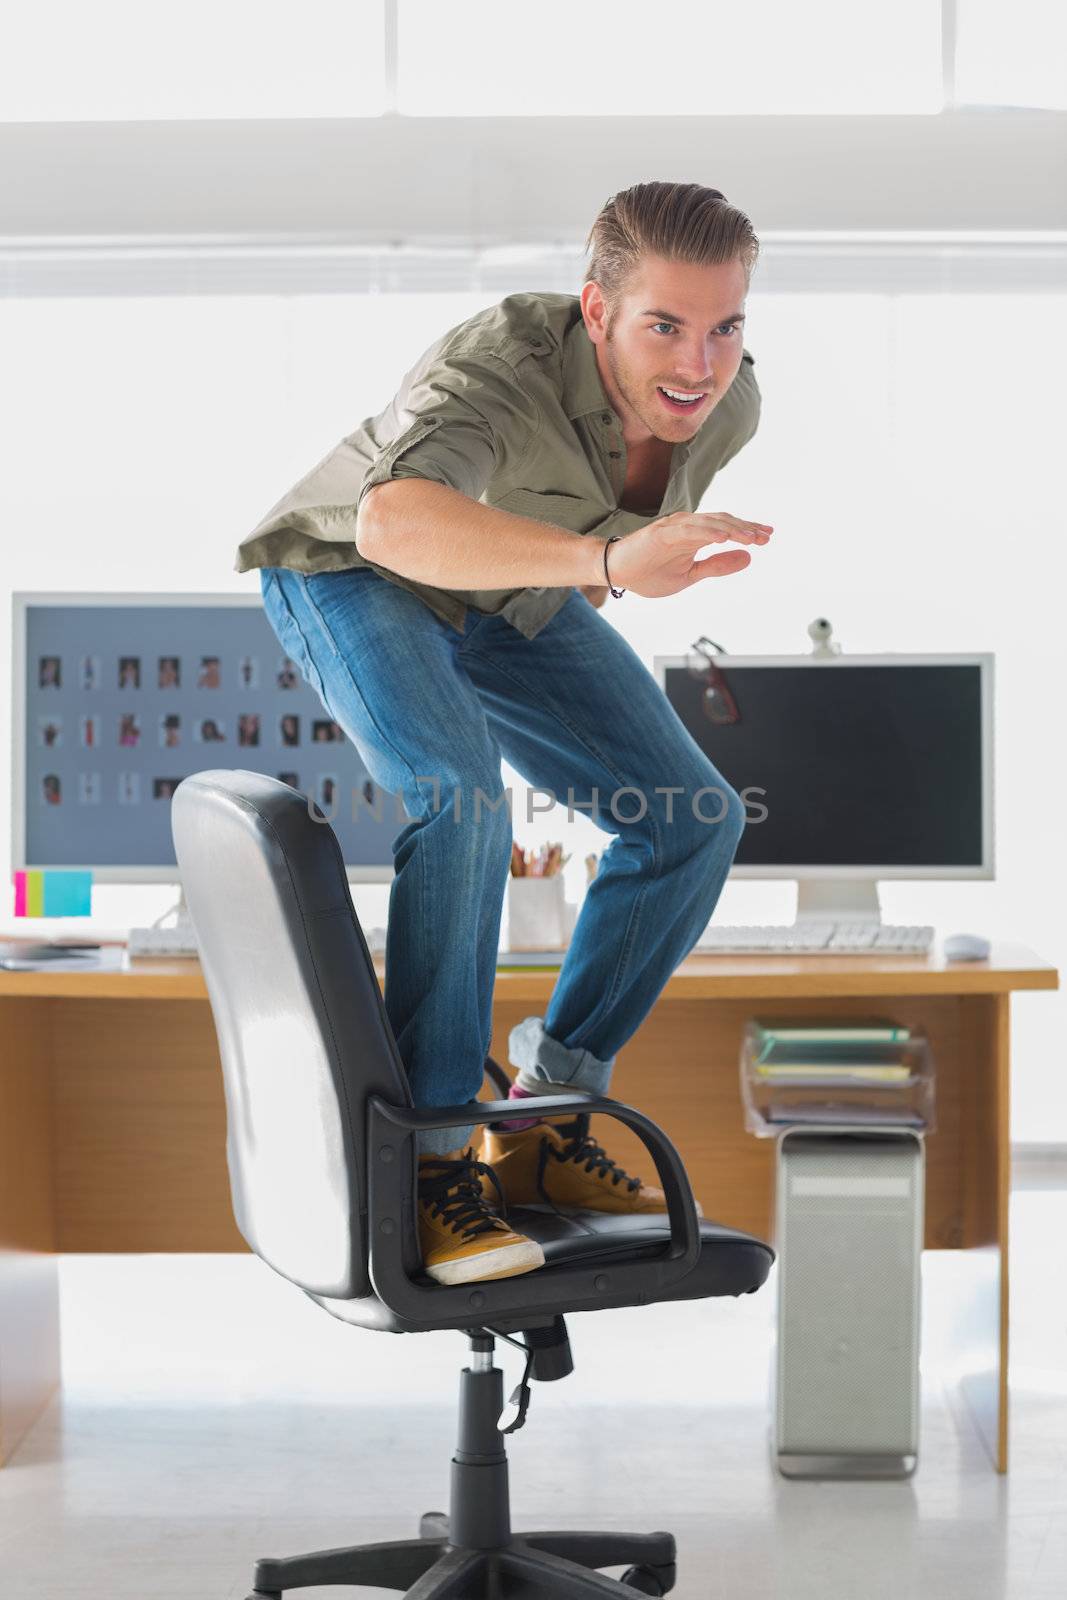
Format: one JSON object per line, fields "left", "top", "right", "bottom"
{"left": 479, "top": 1113, "right": 704, "bottom": 1219}
{"left": 417, "top": 1148, "right": 545, "bottom": 1286}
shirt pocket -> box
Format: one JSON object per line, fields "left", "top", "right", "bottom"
{"left": 491, "top": 487, "right": 608, "bottom": 536}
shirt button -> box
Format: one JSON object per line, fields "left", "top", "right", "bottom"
{"left": 608, "top": 450, "right": 622, "bottom": 459}
{"left": 601, "top": 413, "right": 612, "bottom": 424}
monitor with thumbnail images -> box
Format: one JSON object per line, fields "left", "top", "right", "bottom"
{"left": 13, "top": 593, "right": 399, "bottom": 882}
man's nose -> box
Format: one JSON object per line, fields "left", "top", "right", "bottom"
{"left": 677, "top": 340, "right": 717, "bottom": 384}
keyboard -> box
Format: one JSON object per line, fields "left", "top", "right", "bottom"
{"left": 126, "top": 922, "right": 201, "bottom": 958}
{"left": 124, "top": 920, "right": 933, "bottom": 959}
{"left": 126, "top": 921, "right": 389, "bottom": 959}
{"left": 694, "top": 921, "right": 935, "bottom": 955}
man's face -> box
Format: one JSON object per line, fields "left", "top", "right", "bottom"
{"left": 582, "top": 253, "right": 749, "bottom": 445}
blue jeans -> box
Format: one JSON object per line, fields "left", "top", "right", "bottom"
{"left": 260, "top": 565, "right": 745, "bottom": 1155}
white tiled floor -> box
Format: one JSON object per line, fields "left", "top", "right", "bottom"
{"left": 2, "top": 1186, "right": 1065, "bottom": 1598}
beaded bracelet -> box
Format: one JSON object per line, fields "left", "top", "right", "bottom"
{"left": 603, "top": 534, "right": 626, "bottom": 598}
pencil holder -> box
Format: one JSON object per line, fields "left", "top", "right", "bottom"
{"left": 506, "top": 874, "right": 568, "bottom": 950}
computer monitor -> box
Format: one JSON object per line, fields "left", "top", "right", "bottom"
{"left": 653, "top": 653, "right": 994, "bottom": 923}
{"left": 12, "top": 592, "right": 400, "bottom": 884}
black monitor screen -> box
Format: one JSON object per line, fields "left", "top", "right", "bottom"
{"left": 20, "top": 601, "right": 400, "bottom": 872}
{"left": 659, "top": 661, "right": 986, "bottom": 869}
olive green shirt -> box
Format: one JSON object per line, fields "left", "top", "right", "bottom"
{"left": 234, "top": 290, "right": 761, "bottom": 640}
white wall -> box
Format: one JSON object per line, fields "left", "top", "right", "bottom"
{"left": 1, "top": 278, "right": 1063, "bottom": 1140}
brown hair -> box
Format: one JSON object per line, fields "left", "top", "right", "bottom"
{"left": 584, "top": 180, "right": 760, "bottom": 306}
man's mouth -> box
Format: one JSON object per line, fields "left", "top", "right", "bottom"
{"left": 657, "top": 386, "right": 708, "bottom": 413}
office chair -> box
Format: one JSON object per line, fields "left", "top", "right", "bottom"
{"left": 171, "top": 769, "right": 774, "bottom": 1598}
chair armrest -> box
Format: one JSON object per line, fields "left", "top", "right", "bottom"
{"left": 364, "top": 1092, "right": 703, "bottom": 1330}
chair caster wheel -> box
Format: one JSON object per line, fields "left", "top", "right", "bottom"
{"left": 419, "top": 1510, "right": 450, "bottom": 1539}
{"left": 621, "top": 1563, "right": 676, "bottom": 1595}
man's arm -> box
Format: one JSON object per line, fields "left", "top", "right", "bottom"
{"left": 356, "top": 479, "right": 604, "bottom": 591}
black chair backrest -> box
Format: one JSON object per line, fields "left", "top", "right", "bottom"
{"left": 171, "top": 769, "right": 410, "bottom": 1299}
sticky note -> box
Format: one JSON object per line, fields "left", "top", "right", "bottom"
{"left": 12, "top": 870, "right": 93, "bottom": 917}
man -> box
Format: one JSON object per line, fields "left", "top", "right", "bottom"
{"left": 236, "top": 180, "right": 774, "bottom": 1286}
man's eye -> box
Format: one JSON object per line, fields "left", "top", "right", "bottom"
{"left": 652, "top": 321, "right": 740, "bottom": 336}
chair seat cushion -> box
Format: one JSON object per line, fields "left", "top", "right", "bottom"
{"left": 306, "top": 1211, "right": 774, "bottom": 1334}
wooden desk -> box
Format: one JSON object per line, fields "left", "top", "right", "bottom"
{"left": 0, "top": 943, "right": 1057, "bottom": 1471}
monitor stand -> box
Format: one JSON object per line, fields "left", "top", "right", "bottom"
{"left": 795, "top": 878, "right": 882, "bottom": 926}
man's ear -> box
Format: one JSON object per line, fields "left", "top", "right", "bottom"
{"left": 580, "top": 280, "right": 609, "bottom": 345}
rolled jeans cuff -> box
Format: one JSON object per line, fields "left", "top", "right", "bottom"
{"left": 416, "top": 1104, "right": 480, "bottom": 1157}
{"left": 508, "top": 1016, "right": 615, "bottom": 1098}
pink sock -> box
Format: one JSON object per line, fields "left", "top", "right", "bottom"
{"left": 497, "top": 1083, "right": 543, "bottom": 1133}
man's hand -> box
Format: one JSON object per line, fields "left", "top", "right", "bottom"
{"left": 577, "top": 583, "right": 609, "bottom": 609}
{"left": 607, "top": 511, "right": 774, "bottom": 599}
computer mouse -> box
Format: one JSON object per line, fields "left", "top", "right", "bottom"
{"left": 943, "top": 932, "right": 991, "bottom": 961}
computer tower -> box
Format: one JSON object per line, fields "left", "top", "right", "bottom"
{"left": 772, "top": 1127, "right": 925, "bottom": 1478}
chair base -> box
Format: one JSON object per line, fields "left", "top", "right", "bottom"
{"left": 244, "top": 1332, "right": 678, "bottom": 1597}
{"left": 247, "top": 1517, "right": 677, "bottom": 1597}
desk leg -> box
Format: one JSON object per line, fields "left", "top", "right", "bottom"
{"left": 956, "top": 992, "right": 1011, "bottom": 1474}
{"left": 0, "top": 999, "right": 60, "bottom": 1467}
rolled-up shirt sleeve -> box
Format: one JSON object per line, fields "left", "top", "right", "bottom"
{"left": 355, "top": 347, "right": 537, "bottom": 513}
